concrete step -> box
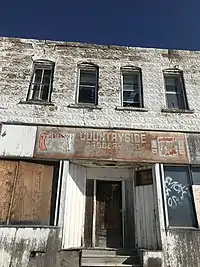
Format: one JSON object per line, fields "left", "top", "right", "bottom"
{"left": 82, "top": 248, "right": 138, "bottom": 257}
{"left": 81, "top": 249, "right": 142, "bottom": 267}
{"left": 82, "top": 256, "right": 140, "bottom": 266}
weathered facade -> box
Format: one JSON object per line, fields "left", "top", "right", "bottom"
{"left": 1, "top": 36, "right": 200, "bottom": 266}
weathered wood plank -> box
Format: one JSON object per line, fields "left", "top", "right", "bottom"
{"left": 0, "top": 160, "right": 18, "bottom": 224}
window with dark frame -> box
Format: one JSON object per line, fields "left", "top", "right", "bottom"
{"left": 27, "top": 60, "right": 55, "bottom": 102}
{"left": 0, "top": 160, "right": 59, "bottom": 226}
{"left": 163, "top": 70, "right": 188, "bottom": 110}
{"left": 163, "top": 165, "right": 197, "bottom": 227}
{"left": 77, "top": 64, "right": 98, "bottom": 105}
{"left": 135, "top": 169, "right": 153, "bottom": 186}
{"left": 122, "top": 67, "right": 143, "bottom": 108}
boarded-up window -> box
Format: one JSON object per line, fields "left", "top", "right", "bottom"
{"left": 0, "top": 160, "right": 57, "bottom": 226}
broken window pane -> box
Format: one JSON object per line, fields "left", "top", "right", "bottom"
{"left": 164, "top": 72, "right": 188, "bottom": 109}
{"left": 28, "top": 61, "right": 54, "bottom": 102}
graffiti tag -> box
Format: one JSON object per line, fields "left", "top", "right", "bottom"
{"left": 165, "top": 176, "right": 190, "bottom": 208}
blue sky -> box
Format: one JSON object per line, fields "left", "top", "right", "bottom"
{"left": 0, "top": 0, "right": 199, "bottom": 50}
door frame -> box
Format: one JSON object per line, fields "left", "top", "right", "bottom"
{"left": 84, "top": 166, "right": 134, "bottom": 248}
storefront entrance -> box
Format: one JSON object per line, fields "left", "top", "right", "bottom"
{"left": 95, "top": 180, "right": 122, "bottom": 248}
{"left": 84, "top": 179, "right": 125, "bottom": 248}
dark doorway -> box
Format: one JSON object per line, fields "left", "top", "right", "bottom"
{"left": 96, "top": 180, "right": 122, "bottom": 248}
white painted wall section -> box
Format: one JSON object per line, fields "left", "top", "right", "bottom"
{"left": 0, "top": 124, "right": 37, "bottom": 157}
{"left": 62, "top": 163, "right": 86, "bottom": 248}
{"left": 135, "top": 184, "right": 158, "bottom": 250}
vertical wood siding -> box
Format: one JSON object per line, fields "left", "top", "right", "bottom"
{"left": 124, "top": 179, "right": 135, "bottom": 248}
{"left": 0, "top": 124, "right": 37, "bottom": 157}
{"left": 0, "top": 161, "right": 18, "bottom": 224}
{"left": 62, "top": 163, "right": 86, "bottom": 248}
{"left": 135, "top": 184, "right": 159, "bottom": 249}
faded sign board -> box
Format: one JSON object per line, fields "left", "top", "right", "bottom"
{"left": 187, "top": 134, "right": 200, "bottom": 164}
{"left": 34, "top": 127, "right": 188, "bottom": 163}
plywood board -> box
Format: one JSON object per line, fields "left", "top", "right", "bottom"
{"left": 10, "top": 161, "right": 54, "bottom": 225}
{"left": 0, "top": 160, "right": 18, "bottom": 224}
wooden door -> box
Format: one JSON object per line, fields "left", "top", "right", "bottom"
{"left": 96, "top": 181, "right": 122, "bottom": 248}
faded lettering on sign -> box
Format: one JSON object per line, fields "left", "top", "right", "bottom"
{"left": 79, "top": 131, "right": 146, "bottom": 151}
{"left": 151, "top": 137, "right": 185, "bottom": 157}
{"left": 39, "top": 131, "right": 75, "bottom": 153}
{"left": 34, "top": 127, "right": 188, "bottom": 163}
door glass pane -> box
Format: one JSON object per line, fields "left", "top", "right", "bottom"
{"left": 164, "top": 166, "right": 196, "bottom": 227}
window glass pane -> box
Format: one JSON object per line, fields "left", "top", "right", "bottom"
{"left": 135, "top": 170, "right": 153, "bottom": 186}
{"left": 41, "top": 85, "right": 49, "bottom": 101}
{"left": 32, "top": 85, "right": 40, "bottom": 100}
{"left": 123, "top": 84, "right": 139, "bottom": 91}
{"left": 166, "top": 93, "right": 185, "bottom": 109}
{"left": 34, "top": 69, "right": 43, "bottom": 84}
{"left": 165, "top": 77, "right": 176, "bottom": 86}
{"left": 123, "top": 102, "right": 140, "bottom": 107}
{"left": 123, "top": 73, "right": 138, "bottom": 83}
{"left": 165, "top": 76, "right": 181, "bottom": 93}
{"left": 123, "top": 91, "right": 139, "bottom": 102}
{"left": 164, "top": 166, "right": 196, "bottom": 227}
{"left": 192, "top": 167, "right": 200, "bottom": 185}
{"left": 42, "top": 70, "right": 51, "bottom": 86}
{"left": 78, "top": 86, "right": 96, "bottom": 104}
{"left": 80, "top": 70, "right": 96, "bottom": 86}
{"left": 123, "top": 73, "right": 139, "bottom": 90}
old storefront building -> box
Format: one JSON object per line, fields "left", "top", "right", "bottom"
{"left": 1, "top": 36, "right": 200, "bottom": 267}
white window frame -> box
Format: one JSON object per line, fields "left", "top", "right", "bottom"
{"left": 163, "top": 69, "right": 188, "bottom": 110}
{"left": 76, "top": 64, "right": 98, "bottom": 105}
{"left": 27, "top": 60, "right": 54, "bottom": 102}
{"left": 121, "top": 67, "right": 143, "bottom": 108}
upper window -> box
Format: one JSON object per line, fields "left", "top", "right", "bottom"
{"left": 121, "top": 67, "right": 143, "bottom": 108}
{"left": 77, "top": 63, "right": 99, "bottom": 105}
{"left": 27, "top": 60, "right": 55, "bottom": 102}
{"left": 163, "top": 69, "right": 188, "bottom": 109}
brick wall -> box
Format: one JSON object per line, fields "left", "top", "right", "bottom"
{"left": 0, "top": 37, "right": 200, "bottom": 131}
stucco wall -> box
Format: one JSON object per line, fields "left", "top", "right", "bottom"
{"left": 164, "top": 229, "right": 200, "bottom": 267}
{"left": 0, "top": 37, "right": 200, "bottom": 131}
{"left": 0, "top": 227, "right": 60, "bottom": 267}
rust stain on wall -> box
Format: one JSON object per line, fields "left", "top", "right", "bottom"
{"left": 34, "top": 127, "right": 188, "bottom": 163}
{"left": 187, "top": 134, "right": 200, "bottom": 164}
